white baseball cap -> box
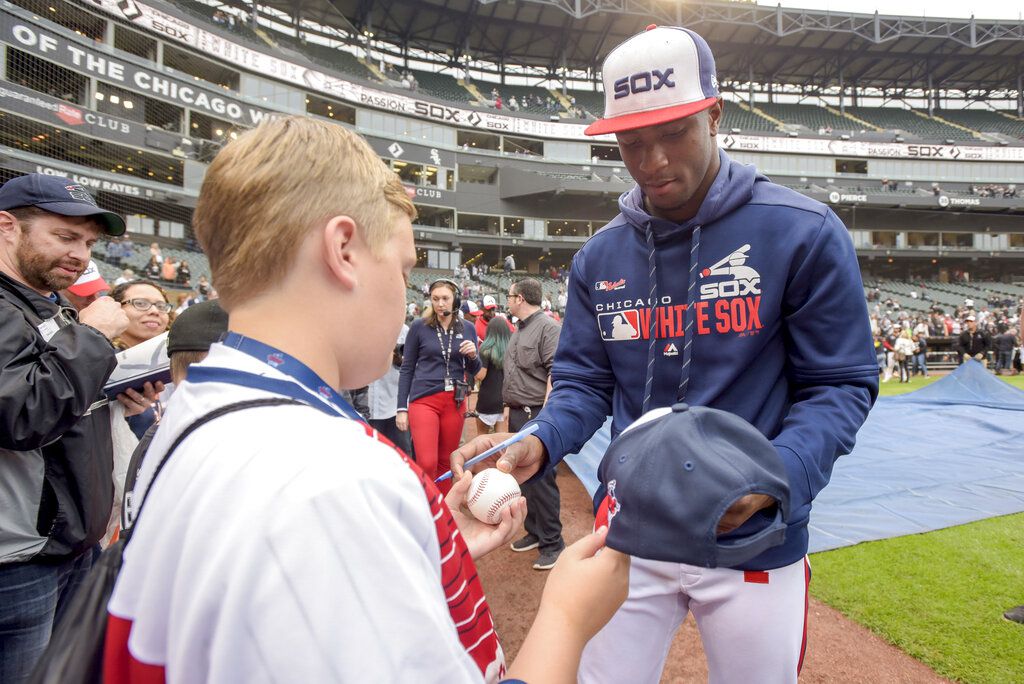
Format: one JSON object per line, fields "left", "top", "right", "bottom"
{"left": 482, "top": 295, "right": 498, "bottom": 310}
{"left": 585, "top": 25, "right": 720, "bottom": 136}
{"left": 67, "top": 260, "right": 109, "bottom": 297}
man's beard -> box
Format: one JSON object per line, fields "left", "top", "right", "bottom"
{"left": 16, "top": 239, "right": 84, "bottom": 292}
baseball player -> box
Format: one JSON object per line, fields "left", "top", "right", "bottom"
{"left": 105, "top": 118, "right": 629, "bottom": 683}
{"left": 453, "top": 26, "right": 878, "bottom": 682}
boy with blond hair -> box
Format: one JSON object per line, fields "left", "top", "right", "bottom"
{"left": 104, "top": 117, "right": 628, "bottom": 683}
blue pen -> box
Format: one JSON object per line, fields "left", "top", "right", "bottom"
{"left": 435, "top": 423, "right": 540, "bottom": 483}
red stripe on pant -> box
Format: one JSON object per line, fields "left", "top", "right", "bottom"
{"left": 797, "top": 557, "right": 811, "bottom": 675}
{"left": 408, "top": 390, "right": 466, "bottom": 494}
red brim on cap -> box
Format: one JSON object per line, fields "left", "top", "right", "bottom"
{"left": 584, "top": 97, "right": 718, "bottom": 136}
{"left": 68, "top": 276, "right": 109, "bottom": 297}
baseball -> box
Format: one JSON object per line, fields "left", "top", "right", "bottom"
{"left": 466, "top": 468, "right": 522, "bottom": 525}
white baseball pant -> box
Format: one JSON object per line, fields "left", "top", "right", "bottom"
{"left": 579, "top": 556, "right": 810, "bottom": 683}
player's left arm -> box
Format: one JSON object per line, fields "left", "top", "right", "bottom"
{"left": 772, "top": 210, "right": 880, "bottom": 519}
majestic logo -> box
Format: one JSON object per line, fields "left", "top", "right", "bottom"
{"left": 663, "top": 342, "right": 678, "bottom": 356}
{"left": 699, "top": 244, "right": 761, "bottom": 301}
{"left": 595, "top": 278, "right": 626, "bottom": 292}
{"left": 266, "top": 353, "right": 285, "bottom": 368}
{"left": 598, "top": 310, "right": 640, "bottom": 341}
{"left": 613, "top": 68, "right": 675, "bottom": 100}
{"left": 595, "top": 480, "right": 621, "bottom": 530}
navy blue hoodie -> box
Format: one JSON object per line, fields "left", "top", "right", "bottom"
{"left": 531, "top": 149, "right": 879, "bottom": 570}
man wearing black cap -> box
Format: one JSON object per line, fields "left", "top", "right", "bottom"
{"left": 454, "top": 25, "right": 878, "bottom": 683}
{"left": 0, "top": 173, "right": 132, "bottom": 681}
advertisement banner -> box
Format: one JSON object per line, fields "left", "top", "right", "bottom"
{"left": 0, "top": 80, "right": 166, "bottom": 148}
{"left": 0, "top": 12, "right": 277, "bottom": 127}
{"left": 15, "top": 3, "right": 1024, "bottom": 162}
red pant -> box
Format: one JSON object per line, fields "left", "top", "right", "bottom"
{"left": 408, "top": 391, "right": 466, "bottom": 494}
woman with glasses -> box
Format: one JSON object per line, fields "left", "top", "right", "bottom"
{"left": 109, "top": 279, "right": 173, "bottom": 439}
{"left": 110, "top": 279, "right": 173, "bottom": 350}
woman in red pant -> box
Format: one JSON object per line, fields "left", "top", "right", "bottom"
{"left": 396, "top": 279, "right": 480, "bottom": 490}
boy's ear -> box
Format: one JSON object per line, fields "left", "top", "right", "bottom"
{"left": 321, "top": 215, "right": 359, "bottom": 290}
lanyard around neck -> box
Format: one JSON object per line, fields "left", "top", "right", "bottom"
{"left": 187, "top": 332, "right": 363, "bottom": 422}
{"left": 434, "top": 321, "right": 456, "bottom": 380}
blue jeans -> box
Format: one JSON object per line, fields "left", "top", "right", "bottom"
{"left": 0, "top": 546, "right": 100, "bottom": 683}
{"left": 996, "top": 351, "right": 1013, "bottom": 372}
{"left": 912, "top": 352, "right": 928, "bottom": 375}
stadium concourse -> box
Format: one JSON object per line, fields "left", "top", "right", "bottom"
{"left": 2, "top": 0, "right": 1024, "bottom": 680}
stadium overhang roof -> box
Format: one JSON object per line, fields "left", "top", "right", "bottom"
{"left": 259, "top": 0, "right": 1024, "bottom": 93}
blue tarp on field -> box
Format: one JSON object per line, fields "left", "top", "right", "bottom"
{"left": 563, "top": 360, "right": 1024, "bottom": 553}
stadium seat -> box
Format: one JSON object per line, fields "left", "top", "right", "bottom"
{"left": 847, "top": 107, "right": 975, "bottom": 141}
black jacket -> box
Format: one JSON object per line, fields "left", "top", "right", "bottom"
{"left": 0, "top": 272, "right": 117, "bottom": 563}
{"left": 956, "top": 329, "right": 991, "bottom": 359}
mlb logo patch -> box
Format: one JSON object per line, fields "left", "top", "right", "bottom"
{"left": 597, "top": 310, "right": 640, "bottom": 341}
{"left": 266, "top": 353, "right": 285, "bottom": 367}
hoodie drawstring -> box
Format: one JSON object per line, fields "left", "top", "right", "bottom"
{"left": 677, "top": 225, "right": 702, "bottom": 403}
{"left": 640, "top": 224, "right": 702, "bottom": 414}
{"left": 642, "top": 224, "right": 657, "bottom": 413}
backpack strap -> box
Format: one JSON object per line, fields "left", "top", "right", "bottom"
{"left": 122, "top": 397, "right": 306, "bottom": 543}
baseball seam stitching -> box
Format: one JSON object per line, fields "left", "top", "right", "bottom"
{"left": 486, "top": 491, "right": 521, "bottom": 523}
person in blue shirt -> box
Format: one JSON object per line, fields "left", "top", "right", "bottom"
{"left": 453, "top": 26, "right": 878, "bottom": 683}
{"left": 397, "top": 279, "right": 480, "bottom": 490}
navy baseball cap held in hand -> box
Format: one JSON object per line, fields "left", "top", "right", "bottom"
{"left": 595, "top": 403, "right": 790, "bottom": 568}
{"left": 0, "top": 173, "right": 126, "bottom": 236}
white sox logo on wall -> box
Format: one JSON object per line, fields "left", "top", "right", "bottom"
{"left": 699, "top": 244, "right": 761, "bottom": 301}
{"left": 117, "top": 0, "right": 142, "bottom": 19}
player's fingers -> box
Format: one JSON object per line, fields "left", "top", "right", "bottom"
{"left": 495, "top": 443, "right": 522, "bottom": 473}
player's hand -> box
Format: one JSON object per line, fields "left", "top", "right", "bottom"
{"left": 450, "top": 433, "right": 546, "bottom": 484}
{"left": 459, "top": 340, "right": 477, "bottom": 360}
{"left": 962, "top": 353, "right": 971, "bottom": 362}
{"left": 536, "top": 526, "right": 630, "bottom": 642}
{"left": 974, "top": 353, "right": 985, "bottom": 361}
{"left": 716, "top": 493, "right": 776, "bottom": 534}
{"left": 116, "top": 381, "right": 165, "bottom": 418}
{"left": 395, "top": 411, "right": 409, "bottom": 431}
{"left": 445, "top": 471, "right": 527, "bottom": 560}
{"left": 79, "top": 296, "right": 129, "bottom": 340}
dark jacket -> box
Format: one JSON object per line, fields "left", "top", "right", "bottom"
{"left": 397, "top": 317, "right": 481, "bottom": 410}
{"left": 993, "top": 333, "right": 1016, "bottom": 353}
{"left": 0, "top": 272, "right": 117, "bottom": 563}
{"left": 957, "top": 329, "right": 991, "bottom": 358}
{"left": 530, "top": 150, "right": 878, "bottom": 570}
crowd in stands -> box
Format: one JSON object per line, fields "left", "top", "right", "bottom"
{"left": 210, "top": 9, "right": 241, "bottom": 31}
{"left": 868, "top": 285, "right": 1023, "bottom": 377}
{"left": 968, "top": 183, "right": 1018, "bottom": 198}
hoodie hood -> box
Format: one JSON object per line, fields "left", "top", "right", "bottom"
{"left": 618, "top": 149, "right": 762, "bottom": 239}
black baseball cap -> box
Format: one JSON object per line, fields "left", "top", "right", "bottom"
{"left": 0, "top": 173, "right": 126, "bottom": 236}
{"left": 595, "top": 403, "right": 790, "bottom": 568}
{"left": 167, "top": 300, "right": 228, "bottom": 355}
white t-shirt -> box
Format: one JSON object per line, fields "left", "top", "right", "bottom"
{"left": 107, "top": 344, "right": 504, "bottom": 682}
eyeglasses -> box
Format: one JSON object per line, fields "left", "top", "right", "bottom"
{"left": 122, "top": 298, "right": 172, "bottom": 313}
{"left": 507, "top": 293, "right": 521, "bottom": 300}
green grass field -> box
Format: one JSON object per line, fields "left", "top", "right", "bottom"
{"left": 877, "top": 372, "right": 1024, "bottom": 396}
{"left": 810, "top": 514, "right": 1024, "bottom": 683}
{"left": 810, "top": 373, "right": 1024, "bottom": 682}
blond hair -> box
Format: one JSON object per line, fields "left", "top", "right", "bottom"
{"left": 192, "top": 116, "right": 416, "bottom": 308}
